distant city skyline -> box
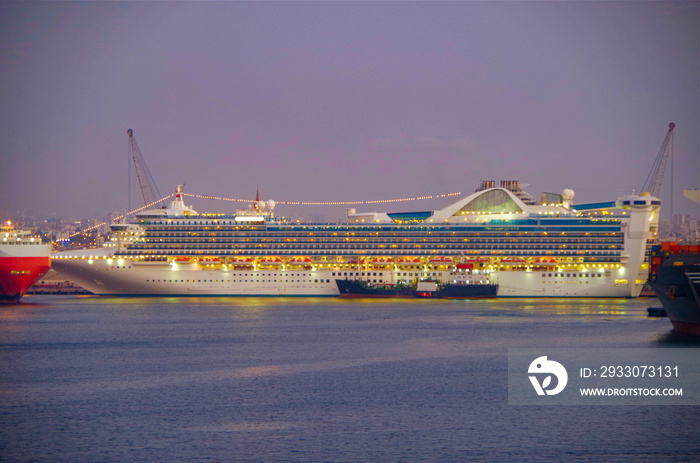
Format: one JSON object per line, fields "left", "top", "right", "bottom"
{"left": 1, "top": 1, "right": 698, "bottom": 222}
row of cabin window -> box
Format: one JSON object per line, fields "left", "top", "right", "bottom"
{"left": 542, "top": 273, "right": 604, "bottom": 278}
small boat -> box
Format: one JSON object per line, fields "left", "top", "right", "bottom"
{"left": 646, "top": 307, "right": 667, "bottom": 317}
{"left": 336, "top": 279, "right": 498, "bottom": 299}
{"left": 335, "top": 280, "right": 415, "bottom": 298}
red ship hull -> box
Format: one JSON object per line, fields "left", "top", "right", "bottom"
{"left": 670, "top": 321, "right": 700, "bottom": 337}
{"left": 0, "top": 256, "right": 51, "bottom": 303}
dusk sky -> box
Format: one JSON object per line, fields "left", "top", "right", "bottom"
{"left": 1, "top": 1, "right": 698, "bottom": 222}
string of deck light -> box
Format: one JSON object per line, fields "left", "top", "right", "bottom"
{"left": 68, "top": 195, "right": 174, "bottom": 238}
{"left": 181, "top": 191, "right": 461, "bottom": 206}
{"left": 66, "top": 190, "right": 461, "bottom": 239}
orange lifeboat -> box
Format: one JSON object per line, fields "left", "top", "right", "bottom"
{"left": 429, "top": 256, "right": 453, "bottom": 264}
{"left": 288, "top": 256, "right": 313, "bottom": 269}
{"left": 370, "top": 257, "right": 395, "bottom": 267}
{"left": 534, "top": 256, "right": 558, "bottom": 266}
{"left": 259, "top": 256, "right": 283, "bottom": 266}
{"left": 198, "top": 257, "right": 223, "bottom": 268}
{"left": 229, "top": 256, "right": 255, "bottom": 269}
{"left": 173, "top": 256, "right": 191, "bottom": 264}
{"left": 397, "top": 257, "right": 421, "bottom": 266}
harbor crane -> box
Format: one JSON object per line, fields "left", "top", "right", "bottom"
{"left": 641, "top": 122, "right": 675, "bottom": 198}
{"left": 127, "top": 129, "right": 164, "bottom": 208}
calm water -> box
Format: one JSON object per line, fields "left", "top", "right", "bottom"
{"left": 1, "top": 296, "right": 698, "bottom": 462}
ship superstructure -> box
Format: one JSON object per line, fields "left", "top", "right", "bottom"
{"left": 52, "top": 182, "right": 660, "bottom": 297}
{"left": 0, "top": 221, "right": 52, "bottom": 302}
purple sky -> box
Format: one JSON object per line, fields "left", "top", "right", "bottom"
{"left": 1, "top": 1, "right": 698, "bottom": 222}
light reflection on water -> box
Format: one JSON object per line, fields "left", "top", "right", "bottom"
{"left": 0, "top": 295, "right": 698, "bottom": 462}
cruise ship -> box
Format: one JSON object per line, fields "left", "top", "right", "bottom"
{"left": 51, "top": 181, "right": 660, "bottom": 297}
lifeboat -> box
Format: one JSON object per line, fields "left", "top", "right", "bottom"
{"left": 465, "top": 257, "right": 489, "bottom": 263}
{"left": 288, "top": 256, "right": 313, "bottom": 269}
{"left": 397, "top": 257, "right": 422, "bottom": 266}
{"left": 534, "top": 256, "right": 558, "bottom": 266}
{"left": 370, "top": 257, "right": 395, "bottom": 267}
{"left": 229, "top": 256, "right": 255, "bottom": 269}
{"left": 429, "top": 256, "right": 453, "bottom": 264}
{"left": 501, "top": 257, "right": 527, "bottom": 265}
{"left": 198, "top": 257, "right": 223, "bottom": 268}
{"left": 460, "top": 256, "right": 489, "bottom": 269}
{"left": 173, "top": 256, "right": 191, "bottom": 264}
{"left": 259, "top": 256, "right": 283, "bottom": 266}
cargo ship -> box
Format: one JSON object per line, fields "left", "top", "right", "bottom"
{"left": 0, "top": 221, "right": 52, "bottom": 302}
{"left": 648, "top": 242, "right": 700, "bottom": 336}
{"left": 336, "top": 279, "right": 498, "bottom": 298}
{"left": 51, "top": 181, "right": 659, "bottom": 297}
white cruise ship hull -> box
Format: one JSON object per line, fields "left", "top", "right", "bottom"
{"left": 52, "top": 253, "right": 338, "bottom": 297}
{"left": 53, "top": 252, "right": 642, "bottom": 298}
{"left": 492, "top": 270, "right": 643, "bottom": 298}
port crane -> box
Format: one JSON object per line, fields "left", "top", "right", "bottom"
{"left": 127, "top": 129, "right": 164, "bottom": 209}
{"left": 641, "top": 122, "right": 675, "bottom": 198}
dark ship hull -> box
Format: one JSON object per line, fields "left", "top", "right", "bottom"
{"left": 648, "top": 243, "right": 700, "bottom": 336}
{"left": 336, "top": 279, "right": 498, "bottom": 299}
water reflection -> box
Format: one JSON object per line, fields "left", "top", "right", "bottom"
{"left": 654, "top": 329, "right": 700, "bottom": 346}
{"left": 1, "top": 294, "right": 696, "bottom": 462}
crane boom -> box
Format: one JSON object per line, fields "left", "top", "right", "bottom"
{"left": 641, "top": 123, "right": 675, "bottom": 197}
{"left": 127, "top": 129, "right": 163, "bottom": 207}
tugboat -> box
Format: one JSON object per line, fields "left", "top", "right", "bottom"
{"left": 336, "top": 279, "right": 498, "bottom": 299}
{"left": 648, "top": 242, "right": 700, "bottom": 336}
